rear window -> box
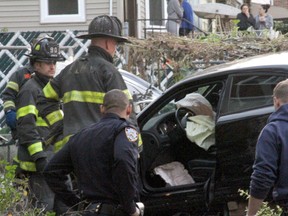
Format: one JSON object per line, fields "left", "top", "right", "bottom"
{"left": 227, "top": 75, "right": 286, "bottom": 113}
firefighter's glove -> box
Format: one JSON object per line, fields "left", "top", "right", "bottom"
{"left": 35, "top": 157, "right": 49, "bottom": 173}
{"left": 5, "top": 109, "right": 16, "bottom": 130}
{"left": 32, "top": 152, "right": 48, "bottom": 173}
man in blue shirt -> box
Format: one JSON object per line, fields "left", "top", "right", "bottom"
{"left": 247, "top": 79, "right": 288, "bottom": 216}
{"left": 179, "top": 0, "right": 194, "bottom": 37}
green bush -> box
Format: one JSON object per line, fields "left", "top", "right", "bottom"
{"left": 239, "top": 189, "right": 282, "bottom": 216}
{"left": 0, "top": 160, "right": 26, "bottom": 213}
{"left": 275, "top": 21, "right": 288, "bottom": 35}
{"left": 0, "top": 160, "right": 55, "bottom": 216}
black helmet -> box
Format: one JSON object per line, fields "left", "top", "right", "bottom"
{"left": 26, "top": 36, "right": 64, "bottom": 62}
{"left": 77, "top": 15, "right": 130, "bottom": 43}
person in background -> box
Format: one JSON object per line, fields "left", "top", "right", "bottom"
{"left": 2, "top": 36, "right": 47, "bottom": 140}
{"left": 43, "top": 89, "right": 143, "bottom": 216}
{"left": 37, "top": 15, "right": 136, "bottom": 152}
{"left": 254, "top": 4, "right": 273, "bottom": 31}
{"left": 236, "top": 3, "right": 256, "bottom": 31}
{"left": 15, "top": 36, "right": 65, "bottom": 213}
{"left": 166, "top": 0, "right": 183, "bottom": 36}
{"left": 2, "top": 64, "right": 34, "bottom": 139}
{"left": 179, "top": 0, "right": 194, "bottom": 37}
{"left": 247, "top": 79, "right": 288, "bottom": 216}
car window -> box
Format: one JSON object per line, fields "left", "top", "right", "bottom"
{"left": 226, "top": 75, "right": 286, "bottom": 114}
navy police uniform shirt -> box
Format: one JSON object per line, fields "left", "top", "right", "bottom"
{"left": 43, "top": 113, "right": 140, "bottom": 215}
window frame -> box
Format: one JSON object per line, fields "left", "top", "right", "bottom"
{"left": 40, "top": 0, "right": 86, "bottom": 24}
{"left": 145, "top": 0, "right": 167, "bottom": 29}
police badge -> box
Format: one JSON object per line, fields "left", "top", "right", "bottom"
{"left": 125, "top": 127, "right": 138, "bottom": 142}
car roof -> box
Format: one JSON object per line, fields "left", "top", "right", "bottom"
{"left": 119, "top": 68, "right": 162, "bottom": 95}
{"left": 119, "top": 69, "right": 151, "bottom": 87}
{"left": 191, "top": 51, "right": 288, "bottom": 78}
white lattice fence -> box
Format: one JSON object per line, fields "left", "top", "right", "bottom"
{"left": 0, "top": 30, "right": 90, "bottom": 127}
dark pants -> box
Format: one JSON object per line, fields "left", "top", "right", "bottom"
{"left": 82, "top": 203, "right": 128, "bottom": 216}
{"left": 278, "top": 201, "right": 288, "bottom": 216}
{"left": 29, "top": 173, "right": 55, "bottom": 211}
{"left": 54, "top": 175, "right": 74, "bottom": 215}
{"left": 179, "top": 28, "right": 192, "bottom": 37}
{"left": 29, "top": 173, "right": 71, "bottom": 215}
{"left": 54, "top": 194, "right": 71, "bottom": 216}
{"left": 281, "top": 209, "right": 288, "bottom": 216}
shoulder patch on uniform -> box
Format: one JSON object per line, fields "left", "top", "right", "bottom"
{"left": 24, "top": 73, "right": 31, "bottom": 79}
{"left": 125, "top": 127, "right": 138, "bottom": 142}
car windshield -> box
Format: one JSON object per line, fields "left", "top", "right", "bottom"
{"left": 142, "top": 82, "right": 223, "bottom": 131}
{"left": 156, "top": 85, "right": 210, "bottom": 110}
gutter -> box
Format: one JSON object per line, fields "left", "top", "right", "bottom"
{"left": 109, "top": 0, "right": 113, "bottom": 15}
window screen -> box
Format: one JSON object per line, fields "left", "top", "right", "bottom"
{"left": 48, "top": 0, "right": 78, "bottom": 15}
{"left": 149, "top": 0, "right": 165, "bottom": 26}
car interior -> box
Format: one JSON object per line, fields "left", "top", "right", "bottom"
{"left": 139, "top": 73, "right": 286, "bottom": 192}
{"left": 140, "top": 82, "right": 224, "bottom": 191}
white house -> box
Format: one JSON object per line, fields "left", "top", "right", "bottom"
{"left": 0, "top": 0, "right": 125, "bottom": 32}
{"left": 0, "top": 0, "right": 220, "bottom": 38}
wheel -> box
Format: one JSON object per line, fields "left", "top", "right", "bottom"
{"left": 175, "top": 107, "right": 196, "bottom": 132}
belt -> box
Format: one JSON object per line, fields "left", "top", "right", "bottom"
{"left": 85, "top": 203, "right": 128, "bottom": 216}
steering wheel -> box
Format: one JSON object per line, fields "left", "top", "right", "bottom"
{"left": 175, "top": 107, "right": 196, "bottom": 132}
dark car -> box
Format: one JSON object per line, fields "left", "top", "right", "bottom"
{"left": 119, "top": 69, "right": 162, "bottom": 113}
{"left": 137, "top": 52, "right": 288, "bottom": 216}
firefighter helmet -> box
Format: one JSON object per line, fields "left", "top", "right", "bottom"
{"left": 77, "top": 15, "right": 130, "bottom": 43}
{"left": 27, "top": 36, "right": 64, "bottom": 62}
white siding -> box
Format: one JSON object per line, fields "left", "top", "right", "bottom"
{"left": 0, "top": 0, "right": 124, "bottom": 32}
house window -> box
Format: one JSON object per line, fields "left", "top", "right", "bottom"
{"left": 146, "top": 0, "right": 167, "bottom": 27}
{"left": 40, "top": 0, "right": 86, "bottom": 23}
{"left": 149, "top": 0, "right": 165, "bottom": 26}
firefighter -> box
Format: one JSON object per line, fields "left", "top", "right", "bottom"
{"left": 14, "top": 36, "right": 64, "bottom": 212}
{"left": 2, "top": 36, "right": 47, "bottom": 139}
{"left": 43, "top": 89, "right": 143, "bottom": 216}
{"left": 2, "top": 63, "right": 34, "bottom": 139}
{"left": 37, "top": 15, "right": 136, "bottom": 152}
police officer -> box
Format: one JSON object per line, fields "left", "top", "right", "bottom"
{"left": 43, "top": 89, "right": 142, "bottom": 216}
{"left": 37, "top": 15, "right": 134, "bottom": 152}
{"left": 15, "top": 36, "right": 64, "bottom": 212}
